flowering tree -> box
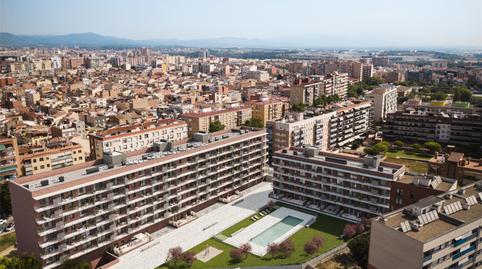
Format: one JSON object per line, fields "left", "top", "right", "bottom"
{"left": 343, "top": 224, "right": 357, "bottom": 239}
{"left": 239, "top": 243, "right": 252, "bottom": 258}
{"left": 304, "top": 241, "right": 317, "bottom": 255}
{"left": 279, "top": 240, "right": 295, "bottom": 258}
{"left": 229, "top": 248, "right": 244, "bottom": 263}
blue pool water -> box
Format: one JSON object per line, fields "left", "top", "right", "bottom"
{"left": 250, "top": 216, "right": 303, "bottom": 246}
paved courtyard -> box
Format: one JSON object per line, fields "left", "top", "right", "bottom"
{"left": 112, "top": 182, "right": 272, "bottom": 269}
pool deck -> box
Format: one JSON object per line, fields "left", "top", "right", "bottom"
{"left": 224, "top": 207, "right": 316, "bottom": 256}
{"left": 112, "top": 182, "right": 272, "bottom": 269}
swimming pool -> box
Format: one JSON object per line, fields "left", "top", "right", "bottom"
{"left": 250, "top": 216, "right": 303, "bottom": 246}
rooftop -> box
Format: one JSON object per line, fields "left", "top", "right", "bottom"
{"left": 13, "top": 128, "right": 266, "bottom": 197}
{"left": 380, "top": 181, "right": 482, "bottom": 243}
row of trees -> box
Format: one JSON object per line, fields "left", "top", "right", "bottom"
{"left": 0, "top": 253, "right": 89, "bottom": 269}
{"left": 313, "top": 94, "right": 341, "bottom": 107}
{"left": 347, "top": 77, "right": 384, "bottom": 97}
{"left": 364, "top": 140, "right": 441, "bottom": 155}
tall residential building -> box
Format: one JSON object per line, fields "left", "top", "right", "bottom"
{"left": 366, "top": 84, "right": 398, "bottom": 121}
{"left": 9, "top": 129, "right": 268, "bottom": 269}
{"left": 383, "top": 107, "right": 482, "bottom": 146}
{"left": 181, "top": 107, "right": 252, "bottom": 135}
{"left": 290, "top": 73, "right": 348, "bottom": 106}
{"left": 368, "top": 181, "right": 482, "bottom": 269}
{"left": 0, "top": 137, "right": 20, "bottom": 181}
{"left": 352, "top": 62, "right": 373, "bottom": 82}
{"left": 428, "top": 152, "right": 482, "bottom": 186}
{"left": 271, "top": 147, "right": 406, "bottom": 222}
{"left": 271, "top": 100, "right": 372, "bottom": 152}
{"left": 89, "top": 119, "right": 188, "bottom": 160}
{"left": 249, "top": 98, "right": 287, "bottom": 127}
{"left": 19, "top": 142, "right": 85, "bottom": 176}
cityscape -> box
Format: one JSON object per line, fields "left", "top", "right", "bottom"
{"left": 0, "top": 1, "right": 481, "bottom": 269}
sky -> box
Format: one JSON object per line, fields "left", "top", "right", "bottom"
{"left": 1, "top": 0, "right": 481, "bottom": 47}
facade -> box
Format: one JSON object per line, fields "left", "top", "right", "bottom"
{"left": 181, "top": 107, "right": 252, "bottom": 135}
{"left": 271, "top": 147, "right": 406, "bottom": 222}
{"left": 368, "top": 181, "right": 482, "bottom": 269}
{"left": 250, "top": 99, "right": 287, "bottom": 127}
{"left": 271, "top": 101, "right": 372, "bottom": 152}
{"left": 289, "top": 72, "right": 348, "bottom": 105}
{"left": 0, "top": 137, "right": 20, "bottom": 181}
{"left": 9, "top": 129, "right": 268, "bottom": 269}
{"left": 89, "top": 119, "right": 188, "bottom": 160}
{"left": 352, "top": 62, "right": 373, "bottom": 82}
{"left": 428, "top": 152, "right": 482, "bottom": 186}
{"left": 383, "top": 107, "right": 482, "bottom": 146}
{"left": 366, "top": 84, "right": 398, "bottom": 121}
{"left": 19, "top": 143, "right": 85, "bottom": 176}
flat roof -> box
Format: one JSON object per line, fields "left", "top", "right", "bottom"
{"left": 13, "top": 129, "right": 266, "bottom": 198}
{"left": 381, "top": 182, "right": 482, "bottom": 243}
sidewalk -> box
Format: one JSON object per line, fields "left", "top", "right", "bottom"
{"left": 113, "top": 182, "right": 272, "bottom": 269}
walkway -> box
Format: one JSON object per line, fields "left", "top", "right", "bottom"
{"left": 113, "top": 182, "right": 272, "bottom": 269}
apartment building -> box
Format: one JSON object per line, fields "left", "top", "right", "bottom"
{"left": 9, "top": 129, "right": 268, "bottom": 269}
{"left": 352, "top": 62, "right": 373, "bottom": 82}
{"left": 19, "top": 142, "right": 85, "bottom": 176}
{"left": 0, "top": 137, "right": 20, "bottom": 181}
{"left": 328, "top": 101, "right": 372, "bottom": 148}
{"left": 366, "top": 84, "right": 398, "bottom": 121}
{"left": 383, "top": 107, "right": 482, "bottom": 146}
{"left": 249, "top": 98, "right": 287, "bottom": 127}
{"left": 369, "top": 181, "right": 482, "bottom": 269}
{"left": 289, "top": 72, "right": 348, "bottom": 105}
{"left": 271, "top": 101, "right": 372, "bottom": 152}
{"left": 271, "top": 147, "right": 406, "bottom": 222}
{"left": 181, "top": 107, "right": 252, "bottom": 135}
{"left": 89, "top": 119, "right": 188, "bottom": 160}
{"left": 390, "top": 174, "right": 457, "bottom": 211}
{"left": 271, "top": 112, "right": 335, "bottom": 152}
{"left": 428, "top": 152, "right": 482, "bottom": 186}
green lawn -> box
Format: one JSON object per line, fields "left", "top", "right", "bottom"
{"left": 0, "top": 232, "right": 16, "bottom": 254}
{"left": 385, "top": 150, "right": 432, "bottom": 161}
{"left": 159, "top": 210, "right": 347, "bottom": 269}
{"left": 221, "top": 214, "right": 258, "bottom": 237}
{"left": 385, "top": 157, "right": 428, "bottom": 174}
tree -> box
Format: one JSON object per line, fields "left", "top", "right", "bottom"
{"left": 431, "top": 92, "right": 447, "bottom": 101}
{"left": 304, "top": 241, "right": 317, "bottom": 255}
{"left": 244, "top": 117, "right": 264, "bottom": 128}
{"left": 363, "top": 147, "right": 379, "bottom": 156}
{"left": 278, "top": 240, "right": 295, "bottom": 258}
{"left": 0, "top": 183, "right": 11, "bottom": 217}
{"left": 343, "top": 224, "right": 357, "bottom": 239}
{"left": 267, "top": 243, "right": 279, "bottom": 258}
{"left": 209, "top": 120, "right": 225, "bottom": 132}
{"left": 348, "top": 233, "right": 370, "bottom": 268}
{"left": 239, "top": 243, "right": 252, "bottom": 258}
{"left": 168, "top": 247, "right": 183, "bottom": 261}
{"left": 61, "top": 259, "right": 91, "bottom": 269}
{"left": 372, "top": 142, "right": 389, "bottom": 153}
{"left": 0, "top": 254, "right": 42, "bottom": 269}
{"left": 412, "top": 143, "right": 422, "bottom": 151}
{"left": 291, "top": 103, "right": 306, "bottom": 112}
{"left": 311, "top": 236, "right": 324, "bottom": 249}
{"left": 166, "top": 247, "right": 195, "bottom": 269}
{"left": 424, "top": 141, "right": 441, "bottom": 152}
{"left": 355, "top": 223, "right": 365, "bottom": 235}
{"left": 229, "top": 248, "right": 244, "bottom": 263}
{"left": 453, "top": 86, "right": 472, "bottom": 102}
{"left": 394, "top": 140, "right": 404, "bottom": 149}
{"left": 182, "top": 251, "right": 195, "bottom": 267}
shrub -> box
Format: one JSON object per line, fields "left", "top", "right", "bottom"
{"left": 394, "top": 140, "right": 404, "bottom": 148}
{"left": 348, "top": 233, "right": 370, "bottom": 268}
{"left": 311, "top": 236, "right": 324, "bottom": 249}
{"left": 209, "top": 120, "right": 225, "bottom": 132}
{"left": 412, "top": 143, "right": 422, "bottom": 151}
{"left": 364, "top": 147, "right": 379, "bottom": 155}
{"left": 424, "top": 141, "right": 441, "bottom": 152}
{"left": 372, "top": 142, "right": 389, "bottom": 153}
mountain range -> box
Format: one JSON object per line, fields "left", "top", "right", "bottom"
{"left": 0, "top": 32, "right": 476, "bottom": 49}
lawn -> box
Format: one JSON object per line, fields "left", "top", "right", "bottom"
{"left": 385, "top": 157, "right": 428, "bottom": 174}
{"left": 385, "top": 150, "right": 432, "bottom": 161}
{"left": 221, "top": 213, "right": 259, "bottom": 237}
{"left": 159, "top": 210, "right": 347, "bottom": 269}
{"left": 0, "top": 232, "right": 16, "bottom": 254}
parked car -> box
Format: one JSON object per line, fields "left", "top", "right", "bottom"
{"left": 4, "top": 223, "right": 14, "bottom": 232}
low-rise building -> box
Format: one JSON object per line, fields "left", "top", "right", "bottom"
{"left": 0, "top": 137, "right": 20, "bottom": 181}
{"left": 181, "top": 107, "right": 252, "bottom": 135}
{"left": 368, "top": 181, "right": 482, "bottom": 269}
{"left": 249, "top": 98, "right": 287, "bottom": 127}
{"left": 89, "top": 119, "right": 188, "bottom": 160}
{"left": 428, "top": 152, "right": 482, "bottom": 186}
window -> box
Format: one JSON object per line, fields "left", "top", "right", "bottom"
{"left": 40, "top": 157, "right": 44, "bottom": 161}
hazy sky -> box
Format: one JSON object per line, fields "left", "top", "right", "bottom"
{"left": 1, "top": 0, "right": 481, "bottom": 46}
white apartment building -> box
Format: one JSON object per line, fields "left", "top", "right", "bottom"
{"left": 366, "top": 84, "right": 398, "bottom": 121}
{"left": 89, "top": 119, "right": 188, "bottom": 160}
{"left": 271, "top": 147, "right": 406, "bottom": 222}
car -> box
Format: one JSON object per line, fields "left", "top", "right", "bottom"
{"left": 4, "top": 223, "right": 14, "bottom": 232}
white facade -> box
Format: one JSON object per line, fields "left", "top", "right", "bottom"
{"left": 367, "top": 84, "right": 398, "bottom": 121}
